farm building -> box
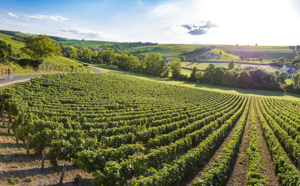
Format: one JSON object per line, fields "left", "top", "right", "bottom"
{"left": 282, "top": 64, "right": 295, "bottom": 72}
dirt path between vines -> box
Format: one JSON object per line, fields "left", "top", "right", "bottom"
{"left": 254, "top": 101, "right": 279, "bottom": 186}
{"left": 226, "top": 105, "right": 251, "bottom": 186}
{"left": 0, "top": 115, "right": 93, "bottom": 186}
{"left": 180, "top": 105, "right": 249, "bottom": 186}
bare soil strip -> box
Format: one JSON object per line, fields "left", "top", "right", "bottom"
{"left": 180, "top": 106, "right": 249, "bottom": 186}
{"left": 0, "top": 116, "right": 93, "bottom": 186}
{"left": 254, "top": 102, "right": 279, "bottom": 186}
{"left": 225, "top": 106, "right": 251, "bottom": 186}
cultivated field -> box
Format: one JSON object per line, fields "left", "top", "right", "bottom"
{"left": 181, "top": 62, "right": 280, "bottom": 72}
{"left": 126, "top": 44, "right": 296, "bottom": 61}
{"left": 0, "top": 73, "right": 299, "bottom": 185}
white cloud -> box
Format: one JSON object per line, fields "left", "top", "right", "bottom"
{"left": 60, "top": 28, "right": 108, "bottom": 39}
{"left": 8, "top": 12, "right": 19, "bottom": 18}
{"left": 24, "top": 14, "right": 68, "bottom": 21}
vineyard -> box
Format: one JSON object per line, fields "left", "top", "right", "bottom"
{"left": 0, "top": 73, "right": 300, "bottom": 185}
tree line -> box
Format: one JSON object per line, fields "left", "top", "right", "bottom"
{"left": 3, "top": 35, "right": 300, "bottom": 94}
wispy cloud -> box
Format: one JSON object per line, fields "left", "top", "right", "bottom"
{"left": 24, "top": 14, "right": 68, "bottom": 21}
{"left": 136, "top": 0, "right": 145, "bottom": 8}
{"left": 60, "top": 28, "right": 106, "bottom": 39}
{"left": 7, "top": 12, "right": 19, "bottom": 18}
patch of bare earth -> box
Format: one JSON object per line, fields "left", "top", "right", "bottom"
{"left": 254, "top": 102, "right": 279, "bottom": 186}
{"left": 225, "top": 105, "right": 251, "bottom": 186}
{"left": 179, "top": 106, "right": 249, "bottom": 186}
{"left": 0, "top": 117, "right": 93, "bottom": 186}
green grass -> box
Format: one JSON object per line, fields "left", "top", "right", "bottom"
{"left": 44, "top": 56, "right": 83, "bottom": 67}
{"left": 217, "top": 45, "right": 295, "bottom": 61}
{"left": 126, "top": 44, "right": 296, "bottom": 62}
{"left": 92, "top": 64, "right": 300, "bottom": 101}
{"left": 63, "top": 40, "right": 117, "bottom": 47}
{"left": 0, "top": 33, "right": 25, "bottom": 51}
{"left": 182, "top": 62, "right": 229, "bottom": 70}
{"left": 126, "top": 44, "right": 212, "bottom": 58}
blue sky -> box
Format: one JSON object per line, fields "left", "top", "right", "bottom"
{"left": 1, "top": 0, "right": 300, "bottom": 45}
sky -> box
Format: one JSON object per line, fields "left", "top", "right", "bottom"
{"left": 0, "top": 0, "right": 300, "bottom": 45}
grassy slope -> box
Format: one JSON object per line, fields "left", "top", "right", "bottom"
{"left": 44, "top": 56, "right": 83, "bottom": 67}
{"left": 0, "top": 32, "right": 84, "bottom": 72}
{"left": 126, "top": 44, "right": 296, "bottom": 62}
{"left": 218, "top": 45, "right": 295, "bottom": 61}
{"left": 63, "top": 40, "right": 117, "bottom": 47}
{"left": 126, "top": 44, "right": 211, "bottom": 58}
{"left": 0, "top": 33, "right": 25, "bottom": 51}
{"left": 92, "top": 64, "right": 300, "bottom": 101}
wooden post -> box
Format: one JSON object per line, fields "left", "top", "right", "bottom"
{"left": 2, "top": 107, "right": 4, "bottom": 127}
{"left": 59, "top": 164, "right": 67, "bottom": 185}
{"left": 26, "top": 138, "right": 29, "bottom": 156}
{"left": 15, "top": 128, "right": 18, "bottom": 144}
{"left": 41, "top": 150, "right": 45, "bottom": 169}
{"left": 7, "top": 120, "right": 10, "bottom": 134}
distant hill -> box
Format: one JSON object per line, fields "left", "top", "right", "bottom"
{"left": 126, "top": 44, "right": 296, "bottom": 62}
{"left": 0, "top": 29, "right": 297, "bottom": 62}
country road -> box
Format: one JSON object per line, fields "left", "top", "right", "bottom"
{"left": 0, "top": 74, "right": 43, "bottom": 87}
{"left": 0, "top": 68, "right": 102, "bottom": 87}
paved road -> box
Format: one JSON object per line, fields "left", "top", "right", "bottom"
{"left": 92, "top": 67, "right": 102, "bottom": 73}
{"left": 0, "top": 74, "right": 43, "bottom": 87}
{"left": 0, "top": 68, "right": 102, "bottom": 87}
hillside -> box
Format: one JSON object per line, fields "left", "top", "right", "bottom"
{"left": 126, "top": 44, "right": 296, "bottom": 62}
{"left": 1, "top": 30, "right": 296, "bottom": 62}
{"left": 0, "top": 32, "right": 25, "bottom": 51}
{"left": 0, "top": 31, "right": 87, "bottom": 74}
{"left": 218, "top": 45, "right": 296, "bottom": 61}
{"left": 62, "top": 40, "right": 117, "bottom": 47}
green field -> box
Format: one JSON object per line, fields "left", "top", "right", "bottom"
{"left": 0, "top": 33, "right": 25, "bottom": 51}
{"left": 126, "top": 44, "right": 211, "bottom": 58}
{"left": 218, "top": 45, "right": 295, "bottom": 61}
{"left": 62, "top": 40, "right": 117, "bottom": 47}
{"left": 181, "top": 61, "right": 279, "bottom": 73}
{"left": 126, "top": 44, "right": 296, "bottom": 62}
{"left": 92, "top": 64, "right": 300, "bottom": 101}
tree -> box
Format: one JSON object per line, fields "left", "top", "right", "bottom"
{"left": 98, "top": 50, "right": 115, "bottom": 65}
{"left": 66, "top": 46, "right": 78, "bottom": 59}
{"left": 169, "top": 58, "right": 182, "bottom": 78}
{"left": 202, "top": 64, "right": 215, "bottom": 83}
{"left": 237, "top": 70, "right": 252, "bottom": 88}
{"left": 210, "top": 67, "right": 226, "bottom": 85}
{"left": 228, "top": 61, "right": 234, "bottom": 69}
{"left": 190, "top": 66, "right": 201, "bottom": 82}
{"left": 278, "top": 72, "right": 289, "bottom": 83}
{"left": 81, "top": 48, "right": 93, "bottom": 62}
{"left": 274, "top": 70, "right": 281, "bottom": 76}
{"left": 295, "top": 45, "right": 300, "bottom": 55}
{"left": 193, "top": 57, "right": 197, "bottom": 62}
{"left": 239, "top": 56, "right": 244, "bottom": 61}
{"left": 292, "top": 72, "right": 300, "bottom": 90}
{"left": 144, "top": 53, "right": 167, "bottom": 76}
{"left": 180, "top": 56, "right": 185, "bottom": 62}
{"left": 0, "top": 40, "right": 12, "bottom": 61}
{"left": 278, "top": 57, "right": 286, "bottom": 66}
{"left": 259, "top": 57, "right": 263, "bottom": 62}
{"left": 22, "top": 35, "right": 61, "bottom": 62}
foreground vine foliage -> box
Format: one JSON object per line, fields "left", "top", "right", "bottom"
{"left": 1, "top": 73, "right": 299, "bottom": 185}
